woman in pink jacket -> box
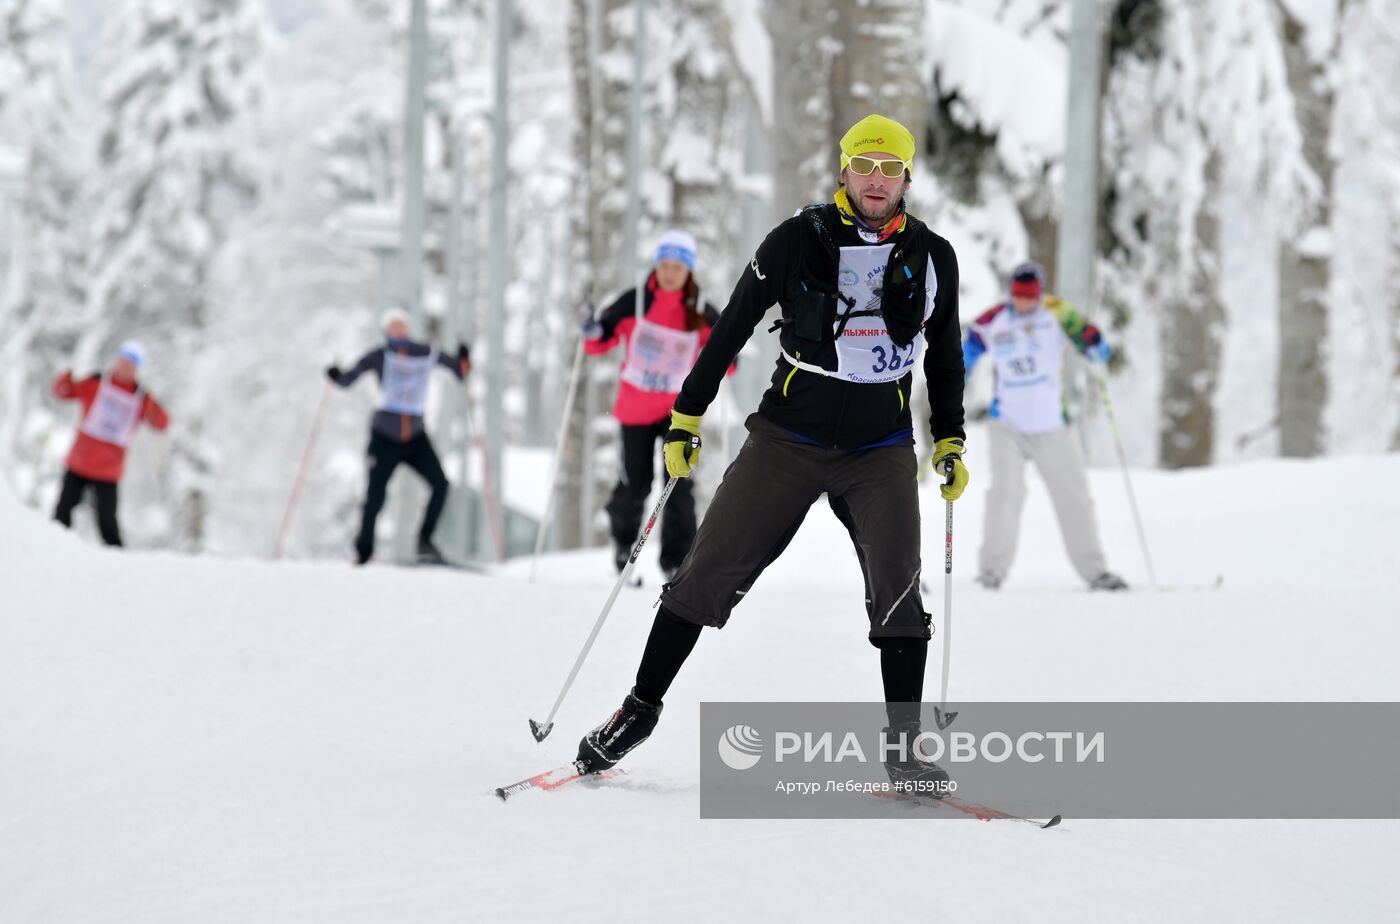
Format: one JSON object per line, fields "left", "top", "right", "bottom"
{"left": 583, "top": 230, "right": 728, "bottom": 579}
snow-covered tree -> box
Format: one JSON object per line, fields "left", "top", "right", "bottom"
{"left": 664, "top": 0, "right": 746, "bottom": 289}
{"left": 1099, "top": 0, "right": 1308, "bottom": 467}
{"left": 919, "top": 0, "right": 1067, "bottom": 291}
{"left": 0, "top": 0, "right": 88, "bottom": 502}
{"left": 84, "top": 0, "right": 267, "bottom": 548}
{"left": 196, "top": 0, "right": 396, "bottom": 558}
{"left": 1325, "top": 0, "right": 1400, "bottom": 451}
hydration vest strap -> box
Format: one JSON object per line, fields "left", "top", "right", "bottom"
{"left": 781, "top": 348, "right": 836, "bottom": 378}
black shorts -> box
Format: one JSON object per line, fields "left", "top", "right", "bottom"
{"left": 661, "top": 414, "right": 929, "bottom": 645}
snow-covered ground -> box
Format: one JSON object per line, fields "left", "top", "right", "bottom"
{"left": 3, "top": 442, "right": 1399, "bottom": 922}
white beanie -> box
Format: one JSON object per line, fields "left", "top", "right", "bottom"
{"left": 116, "top": 340, "right": 146, "bottom": 369}
{"left": 381, "top": 307, "right": 411, "bottom": 334}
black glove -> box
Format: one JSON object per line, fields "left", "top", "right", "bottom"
{"left": 457, "top": 343, "right": 471, "bottom": 375}
{"left": 326, "top": 365, "right": 342, "bottom": 383}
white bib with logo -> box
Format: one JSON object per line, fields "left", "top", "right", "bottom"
{"left": 620, "top": 318, "right": 701, "bottom": 394}
{"left": 784, "top": 245, "right": 937, "bottom": 385}
{"left": 79, "top": 378, "right": 144, "bottom": 447}
{"left": 984, "top": 306, "right": 1070, "bottom": 434}
{"left": 379, "top": 350, "right": 436, "bottom": 416}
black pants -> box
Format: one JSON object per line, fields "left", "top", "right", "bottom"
{"left": 605, "top": 420, "right": 697, "bottom": 572}
{"left": 53, "top": 470, "right": 123, "bottom": 546}
{"left": 356, "top": 431, "right": 450, "bottom": 560}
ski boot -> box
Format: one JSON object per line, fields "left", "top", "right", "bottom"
{"left": 975, "top": 571, "right": 1002, "bottom": 590}
{"left": 1088, "top": 572, "right": 1128, "bottom": 591}
{"left": 417, "top": 538, "right": 448, "bottom": 566}
{"left": 576, "top": 688, "right": 662, "bottom": 774}
{"left": 882, "top": 721, "right": 953, "bottom": 800}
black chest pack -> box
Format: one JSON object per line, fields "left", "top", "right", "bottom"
{"left": 769, "top": 203, "right": 932, "bottom": 372}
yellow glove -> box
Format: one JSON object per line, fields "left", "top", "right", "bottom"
{"left": 932, "top": 437, "right": 969, "bottom": 502}
{"left": 663, "top": 410, "right": 703, "bottom": 478}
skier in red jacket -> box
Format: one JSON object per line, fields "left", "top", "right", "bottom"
{"left": 583, "top": 230, "right": 730, "bottom": 579}
{"left": 51, "top": 341, "right": 169, "bottom": 546}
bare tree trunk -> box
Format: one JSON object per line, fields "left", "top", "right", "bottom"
{"left": 767, "top": 0, "right": 840, "bottom": 219}
{"left": 1019, "top": 190, "right": 1060, "bottom": 275}
{"left": 769, "top": 0, "right": 931, "bottom": 218}
{"left": 559, "top": 0, "right": 595, "bottom": 550}
{"left": 560, "top": 0, "right": 630, "bottom": 550}
{"left": 831, "top": 0, "right": 928, "bottom": 155}
{"left": 1159, "top": 150, "right": 1224, "bottom": 467}
{"left": 1276, "top": 0, "right": 1336, "bottom": 458}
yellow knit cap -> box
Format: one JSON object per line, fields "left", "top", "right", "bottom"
{"left": 839, "top": 114, "right": 915, "bottom": 171}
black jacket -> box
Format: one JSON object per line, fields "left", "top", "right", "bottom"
{"left": 674, "top": 205, "right": 965, "bottom": 449}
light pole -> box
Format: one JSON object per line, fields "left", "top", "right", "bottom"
{"left": 1057, "top": 0, "right": 1105, "bottom": 442}
{"left": 482, "top": 0, "right": 510, "bottom": 559}
{"left": 623, "top": 0, "right": 647, "bottom": 321}
{"left": 389, "top": 0, "right": 430, "bottom": 563}
{"left": 1057, "top": 0, "right": 1103, "bottom": 310}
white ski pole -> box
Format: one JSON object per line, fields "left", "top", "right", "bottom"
{"left": 933, "top": 459, "right": 958, "bottom": 730}
{"left": 529, "top": 337, "right": 587, "bottom": 581}
{"left": 529, "top": 464, "right": 691, "bottom": 743}
{"left": 1094, "top": 371, "right": 1157, "bottom": 589}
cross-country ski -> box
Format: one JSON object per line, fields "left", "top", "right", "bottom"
{"left": 495, "top": 764, "right": 627, "bottom": 802}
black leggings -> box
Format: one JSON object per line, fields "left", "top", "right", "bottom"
{"left": 605, "top": 420, "right": 697, "bottom": 571}
{"left": 356, "top": 431, "right": 450, "bottom": 559}
{"left": 54, "top": 470, "right": 122, "bottom": 546}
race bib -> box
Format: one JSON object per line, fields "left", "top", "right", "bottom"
{"left": 79, "top": 379, "right": 144, "bottom": 447}
{"left": 620, "top": 318, "right": 700, "bottom": 394}
{"left": 987, "top": 311, "right": 1069, "bottom": 434}
{"left": 832, "top": 244, "right": 927, "bottom": 384}
{"left": 379, "top": 350, "right": 436, "bottom": 416}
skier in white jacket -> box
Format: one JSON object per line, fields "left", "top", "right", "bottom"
{"left": 963, "top": 261, "right": 1128, "bottom": 591}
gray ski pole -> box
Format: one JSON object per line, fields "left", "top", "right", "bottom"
{"left": 1094, "top": 371, "right": 1157, "bottom": 589}
{"left": 529, "top": 458, "right": 693, "bottom": 743}
{"left": 529, "top": 336, "right": 587, "bottom": 582}
{"left": 933, "top": 459, "right": 958, "bottom": 730}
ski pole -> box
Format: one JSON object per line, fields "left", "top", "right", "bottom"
{"left": 273, "top": 380, "right": 333, "bottom": 558}
{"left": 529, "top": 337, "right": 587, "bottom": 581}
{"left": 1094, "top": 371, "right": 1157, "bottom": 589}
{"left": 529, "top": 462, "right": 691, "bottom": 743}
{"left": 933, "top": 459, "right": 958, "bottom": 730}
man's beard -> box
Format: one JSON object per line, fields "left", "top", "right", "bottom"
{"left": 851, "top": 189, "right": 903, "bottom": 226}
